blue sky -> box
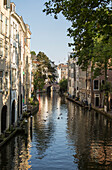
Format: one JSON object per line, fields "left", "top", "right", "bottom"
{"left": 11, "top": 0, "right": 73, "bottom": 64}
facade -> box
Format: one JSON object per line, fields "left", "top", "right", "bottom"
{"left": 0, "top": 0, "right": 11, "bottom": 134}
{"left": 68, "top": 53, "right": 112, "bottom": 110}
{"left": 57, "top": 63, "right": 68, "bottom": 83}
{"left": 0, "top": 1, "right": 32, "bottom": 135}
{"left": 68, "top": 56, "right": 76, "bottom": 97}
{"left": 91, "top": 70, "right": 112, "bottom": 110}
{"left": 24, "top": 24, "right": 32, "bottom": 105}
{"left": 78, "top": 66, "right": 91, "bottom": 104}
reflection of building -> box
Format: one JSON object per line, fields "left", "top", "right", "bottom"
{"left": 90, "top": 140, "right": 112, "bottom": 166}
{"left": 67, "top": 101, "right": 112, "bottom": 169}
{"left": 0, "top": 1, "right": 31, "bottom": 134}
{"left": 0, "top": 117, "right": 32, "bottom": 169}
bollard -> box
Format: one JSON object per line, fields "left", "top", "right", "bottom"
{"left": 25, "top": 119, "right": 28, "bottom": 135}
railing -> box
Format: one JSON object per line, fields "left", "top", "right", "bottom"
{"left": 23, "top": 105, "right": 27, "bottom": 112}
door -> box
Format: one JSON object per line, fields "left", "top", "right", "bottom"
{"left": 95, "top": 97, "right": 99, "bottom": 107}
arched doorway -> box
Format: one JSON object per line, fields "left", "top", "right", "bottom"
{"left": 1, "top": 105, "right": 7, "bottom": 133}
{"left": 11, "top": 100, "right": 15, "bottom": 125}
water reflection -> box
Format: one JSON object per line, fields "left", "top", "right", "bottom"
{"left": 1, "top": 93, "right": 112, "bottom": 170}
{"left": 67, "top": 101, "right": 112, "bottom": 169}
{"left": 0, "top": 134, "right": 32, "bottom": 170}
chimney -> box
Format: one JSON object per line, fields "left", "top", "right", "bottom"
{"left": 10, "top": 2, "right": 16, "bottom": 12}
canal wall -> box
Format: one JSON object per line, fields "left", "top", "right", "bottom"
{"left": 66, "top": 97, "right": 112, "bottom": 119}
{"left": 0, "top": 103, "right": 39, "bottom": 147}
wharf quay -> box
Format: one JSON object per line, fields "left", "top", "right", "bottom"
{"left": 0, "top": 104, "right": 39, "bottom": 148}
{"left": 66, "top": 96, "right": 112, "bottom": 120}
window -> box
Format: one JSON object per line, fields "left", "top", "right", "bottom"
{"left": 12, "top": 69, "right": 16, "bottom": 89}
{"left": 4, "top": 0, "right": 7, "bottom": 5}
{"left": 0, "top": 13, "right": 3, "bottom": 34}
{"left": 13, "top": 22, "right": 15, "bottom": 39}
{"left": 101, "top": 80, "right": 105, "bottom": 85}
{"left": 5, "top": 42, "right": 8, "bottom": 58}
{"left": 71, "top": 73, "right": 74, "bottom": 78}
{"left": 12, "top": 47, "right": 15, "bottom": 63}
{"left": 94, "top": 80, "right": 99, "bottom": 90}
{"left": 5, "top": 77, "right": 8, "bottom": 89}
{"left": 0, "top": 71, "right": 3, "bottom": 90}
{"left": 71, "top": 63, "right": 74, "bottom": 68}
{"left": 4, "top": 0, "right": 10, "bottom": 9}
{"left": 0, "top": 39, "right": 3, "bottom": 58}
{"left": 5, "top": 72, "right": 8, "bottom": 89}
{"left": 69, "top": 80, "right": 71, "bottom": 87}
{"left": 26, "top": 56, "right": 28, "bottom": 64}
{"left": 5, "top": 17, "right": 8, "bottom": 36}
{"left": 12, "top": 4, "right": 15, "bottom": 12}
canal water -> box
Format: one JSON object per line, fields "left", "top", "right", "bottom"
{"left": 0, "top": 93, "right": 112, "bottom": 170}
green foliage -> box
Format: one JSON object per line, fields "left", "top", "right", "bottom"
{"left": 37, "top": 51, "right": 49, "bottom": 63}
{"left": 36, "top": 51, "right": 57, "bottom": 83}
{"left": 101, "top": 82, "right": 112, "bottom": 94}
{"left": 33, "top": 51, "right": 57, "bottom": 98}
{"left": 43, "top": 0, "right": 112, "bottom": 103}
{"left": 43, "top": 0, "right": 112, "bottom": 70}
{"left": 31, "top": 51, "right": 36, "bottom": 55}
{"left": 59, "top": 79, "right": 68, "bottom": 92}
{"left": 28, "top": 98, "right": 34, "bottom": 104}
{"left": 34, "top": 69, "right": 46, "bottom": 90}
{"left": 28, "top": 98, "right": 39, "bottom": 106}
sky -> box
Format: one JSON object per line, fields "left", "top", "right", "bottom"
{"left": 11, "top": 0, "right": 73, "bottom": 65}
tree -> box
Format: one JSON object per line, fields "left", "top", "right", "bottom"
{"left": 92, "top": 35, "right": 112, "bottom": 109}
{"left": 33, "top": 51, "right": 57, "bottom": 98}
{"left": 31, "top": 51, "right": 36, "bottom": 55}
{"left": 33, "top": 68, "right": 46, "bottom": 100}
{"left": 59, "top": 79, "right": 67, "bottom": 93}
{"left": 37, "top": 51, "right": 57, "bottom": 83}
{"left": 43, "top": 0, "right": 112, "bottom": 109}
{"left": 43, "top": 0, "right": 112, "bottom": 69}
